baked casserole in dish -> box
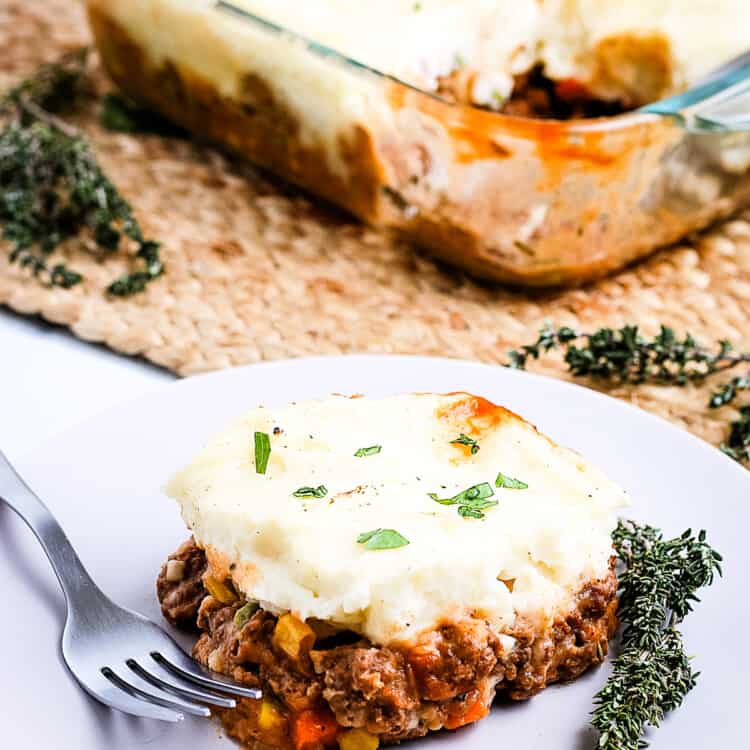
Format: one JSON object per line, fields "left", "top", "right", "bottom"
{"left": 87, "top": 0, "right": 750, "bottom": 285}
{"left": 158, "top": 393, "right": 626, "bottom": 748}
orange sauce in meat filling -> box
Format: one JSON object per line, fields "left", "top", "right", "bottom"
{"left": 190, "top": 566, "right": 617, "bottom": 746}
{"left": 214, "top": 698, "right": 294, "bottom": 750}
{"left": 386, "top": 80, "right": 628, "bottom": 189}
{"left": 215, "top": 700, "right": 343, "bottom": 750}
{"left": 444, "top": 689, "right": 491, "bottom": 730}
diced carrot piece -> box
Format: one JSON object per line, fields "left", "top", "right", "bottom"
{"left": 293, "top": 708, "right": 339, "bottom": 750}
{"left": 555, "top": 77, "right": 590, "bottom": 101}
{"left": 407, "top": 639, "right": 455, "bottom": 702}
{"left": 444, "top": 695, "right": 489, "bottom": 730}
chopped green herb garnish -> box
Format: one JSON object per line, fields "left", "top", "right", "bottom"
{"left": 450, "top": 434, "right": 480, "bottom": 454}
{"left": 292, "top": 485, "right": 328, "bottom": 499}
{"left": 428, "top": 482, "right": 498, "bottom": 519}
{"left": 495, "top": 472, "right": 528, "bottom": 490}
{"left": 429, "top": 482, "right": 493, "bottom": 505}
{"left": 357, "top": 529, "right": 379, "bottom": 544}
{"left": 458, "top": 505, "right": 487, "bottom": 519}
{"left": 254, "top": 431, "right": 271, "bottom": 474}
{"left": 357, "top": 528, "right": 410, "bottom": 550}
{"left": 491, "top": 89, "right": 506, "bottom": 107}
{"left": 354, "top": 445, "right": 382, "bottom": 457}
{"left": 233, "top": 601, "right": 259, "bottom": 629}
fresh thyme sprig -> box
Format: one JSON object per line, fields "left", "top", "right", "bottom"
{"left": 709, "top": 376, "right": 750, "bottom": 462}
{"left": 718, "top": 404, "right": 750, "bottom": 463}
{"left": 592, "top": 520, "right": 722, "bottom": 750}
{"left": 508, "top": 323, "right": 749, "bottom": 383}
{"left": 2, "top": 48, "right": 90, "bottom": 118}
{"left": 508, "top": 324, "right": 750, "bottom": 463}
{"left": 0, "top": 49, "right": 164, "bottom": 294}
{"left": 99, "top": 92, "right": 186, "bottom": 138}
{"left": 709, "top": 375, "right": 750, "bottom": 408}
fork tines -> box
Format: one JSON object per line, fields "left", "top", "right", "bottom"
{"left": 97, "top": 648, "right": 261, "bottom": 722}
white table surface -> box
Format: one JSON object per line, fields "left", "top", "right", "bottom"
{"left": 0, "top": 308, "right": 174, "bottom": 459}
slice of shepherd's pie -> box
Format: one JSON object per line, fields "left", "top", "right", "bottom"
{"left": 158, "top": 393, "right": 627, "bottom": 749}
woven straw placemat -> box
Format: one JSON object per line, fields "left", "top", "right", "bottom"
{"left": 2, "top": 0, "right": 750, "bottom": 451}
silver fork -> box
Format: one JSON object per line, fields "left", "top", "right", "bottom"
{"left": 0, "top": 449, "right": 261, "bottom": 722}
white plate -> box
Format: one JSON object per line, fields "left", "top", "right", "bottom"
{"left": 3, "top": 355, "right": 748, "bottom": 749}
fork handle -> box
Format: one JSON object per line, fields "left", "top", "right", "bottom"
{"left": 0, "top": 449, "right": 103, "bottom": 607}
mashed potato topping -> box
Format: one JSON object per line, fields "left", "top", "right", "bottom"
{"left": 90, "top": 0, "right": 749, "bottom": 183}
{"left": 224, "top": 0, "right": 750, "bottom": 106}
{"left": 95, "top": 0, "right": 750, "bottom": 116}
{"left": 167, "top": 394, "right": 627, "bottom": 645}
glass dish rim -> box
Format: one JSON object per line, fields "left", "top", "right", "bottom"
{"left": 213, "top": 0, "right": 662, "bottom": 135}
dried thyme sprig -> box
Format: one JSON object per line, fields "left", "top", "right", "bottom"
{"left": 508, "top": 324, "right": 750, "bottom": 463}
{"left": 0, "top": 49, "right": 163, "bottom": 294}
{"left": 592, "top": 520, "right": 722, "bottom": 750}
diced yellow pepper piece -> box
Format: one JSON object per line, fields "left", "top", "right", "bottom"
{"left": 258, "top": 699, "right": 285, "bottom": 731}
{"left": 338, "top": 728, "right": 380, "bottom": 750}
{"left": 204, "top": 575, "right": 238, "bottom": 605}
{"left": 272, "top": 613, "right": 316, "bottom": 661}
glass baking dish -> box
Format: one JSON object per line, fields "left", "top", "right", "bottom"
{"left": 86, "top": 0, "right": 750, "bottom": 286}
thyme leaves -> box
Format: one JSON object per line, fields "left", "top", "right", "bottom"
{"left": 0, "top": 50, "right": 164, "bottom": 295}
{"left": 450, "top": 434, "right": 480, "bottom": 454}
{"left": 592, "top": 520, "right": 722, "bottom": 750}
{"left": 508, "top": 324, "right": 750, "bottom": 464}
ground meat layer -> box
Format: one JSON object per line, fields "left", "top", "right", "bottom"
{"left": 157, "top": 539, "right": 618, "bottom": 747}
{"left": 437, "top": 65, "right": 629, "bottom": 119}
{"left": 157, "top": 538, "right": 208, "bottom": 628}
